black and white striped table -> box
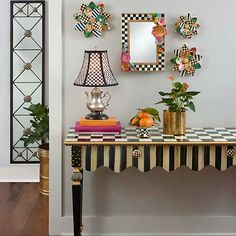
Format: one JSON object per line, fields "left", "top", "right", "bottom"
{"left": 64, "top": 127, "right": 236, "bottom": 236}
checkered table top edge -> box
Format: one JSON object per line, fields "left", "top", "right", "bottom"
{"left": 64, "top": 127, "right": 236, "bottom": 145}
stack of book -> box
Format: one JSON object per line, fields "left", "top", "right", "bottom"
{"left": 75, "top": 117, "right": 121, "bottom": 134}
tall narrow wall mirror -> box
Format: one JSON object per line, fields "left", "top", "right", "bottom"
{"left": 10, "top": 1, "right": 45, "bottom": 163}
{"left": 121, "top": 13, "right": 166, "bottom": 72}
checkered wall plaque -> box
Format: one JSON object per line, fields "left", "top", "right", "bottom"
{"left": 121, "top": 13, "right": 165, "bottom": 72}
{"left": 10, "top": 1, "right": 45, "bottom": 163}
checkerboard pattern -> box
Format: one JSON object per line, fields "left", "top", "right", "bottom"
{"left": 65, "top": 127, "right": 236, "bottom": 144}
{"left": 121, "top": 13, "right": 165, "bottom": 72}
{"left": 66, "top": 128, "right": 236, "bottom": 172}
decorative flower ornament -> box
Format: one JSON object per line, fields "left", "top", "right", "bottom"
{"left": 121, "top": 44, "right": 135, "bottom": 72}
{"left": 149, "top": 13, "right": 167, "bottom": 48}
{"left": 175, "top": 13, "right": 200, "bottom": 39}
{"left": 74, "top": 2, "right": 111, "bottom": 38}
{"left": 170, "top": 44, "right": 202, "bottom": 77}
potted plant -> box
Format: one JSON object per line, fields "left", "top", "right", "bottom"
{"left": 21, "top": 103, "right": 49, "bottom": 195}
{"left": 156, "top": 76, "right": 200, "bottom": 135}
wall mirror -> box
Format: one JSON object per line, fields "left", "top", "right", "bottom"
{"left": 10, "top": 1, "right": 45, "bottom": 163}
{"left": 121, "top": 13, "right": 166, "bottom": 72}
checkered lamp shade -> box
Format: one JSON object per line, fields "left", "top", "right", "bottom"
{"left": 74, "top": 50, "right": 118, "bottom": 87}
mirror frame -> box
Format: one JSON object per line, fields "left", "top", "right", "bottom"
{"left": 121, "top": 13, "right": 166, "bottom": 72}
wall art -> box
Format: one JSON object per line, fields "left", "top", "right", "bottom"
{"left": 170, "top": 44, "right": 202, "bottom": 76}
{"left": 74, "top": 1, "right": 111, "bottom": 38}
{"left": 121, "top": 13, "right": 166, "bottom": 72}
{"left": 175, "top": 13, "right": 200, "bottom": 39}
{"left": 10, "top": 1, "right": 45, "bottom": 163}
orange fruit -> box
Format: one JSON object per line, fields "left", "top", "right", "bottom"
{"left": 138, "top": 111, "right": 150, "bottom": 119}
{"left": 139, "top": 117, "right": 154, "bottom": 128}
{"left": 131, "top": 116, "right": 140, "bottom": 126}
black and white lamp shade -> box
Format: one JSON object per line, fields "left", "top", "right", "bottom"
{"left": 74, "top": 50, "right": 118, "bottom": 87}
{"left": 10, "top": 1, "right": 45, "bottom": 163}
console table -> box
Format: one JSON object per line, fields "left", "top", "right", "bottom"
{"left": 64, "top": 127, "right": 236, "bottom": 236}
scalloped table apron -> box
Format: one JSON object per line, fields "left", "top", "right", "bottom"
{"left": 64, "top": 127, "right": 236, "bottom": 236}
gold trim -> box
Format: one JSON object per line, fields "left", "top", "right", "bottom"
{"left": 64, "top": 141, "right": 236, "bottom": 146}
{"left": 40, "top": 175, "right": 49, "bottom": 180}
{"left": 73, "top": 167, "right": 83, "bottom": 172}
{"left": 40, "top": 190, "right": 49, "bottom": 196}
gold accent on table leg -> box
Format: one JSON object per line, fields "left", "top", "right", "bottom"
{"left": 72, "top": 168, "right": 83, "bottom": 185}
{"left": 80, "top": 225, "right": 84, "bottom": 231}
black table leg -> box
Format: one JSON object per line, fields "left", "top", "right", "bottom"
{"left": 71, "top": 146, "right": 83, "bottom": 236}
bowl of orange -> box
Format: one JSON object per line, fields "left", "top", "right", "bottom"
{"left": 130, "top": 108, "right": 160, "bottom": 138}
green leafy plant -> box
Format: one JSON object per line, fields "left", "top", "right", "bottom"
{"left": 21, "top": 103, "right": 49, "bottom": 150}
{"left": 156, "top": 76, "right": 200, "bottom": 112}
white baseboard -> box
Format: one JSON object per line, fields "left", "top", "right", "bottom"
{"left": 54, "top": 216, "right": 236, "bottom": 236}
{"left": 0, "top": 165, "right": 39, "bottom": 182}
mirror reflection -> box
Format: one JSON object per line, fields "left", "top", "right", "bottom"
{"left": 129, "top": 22, "right": 156, "bottom": 63}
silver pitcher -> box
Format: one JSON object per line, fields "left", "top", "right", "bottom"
{"left": 85, "top": 87, "right": 111, "bottom": 120}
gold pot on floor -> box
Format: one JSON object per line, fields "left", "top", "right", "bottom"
{"left": 38, "top": 147, "right": 49, "bottom": 196}
{"left": 163, "top": 110, "right": 186, "bottom": 135}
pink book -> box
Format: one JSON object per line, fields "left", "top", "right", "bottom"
{"left": 75, "top": 121, "right": 121, "bottom": 134}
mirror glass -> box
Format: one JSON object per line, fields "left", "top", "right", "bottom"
{"left": 129, "top": 22, "right": 156, "bottom": 63}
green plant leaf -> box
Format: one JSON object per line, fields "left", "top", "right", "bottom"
{"left": 184, "top": 91, "right": 200, "bottom": 96}
{"left": 193, "top": 63, "right": 201, "bottom": 69}
{"left": 188, "top": 101, "right": 196, "bottom": 112}
{"left": 176, "top": 27, "right": 181, "bottom": 33}
{"left": 21, "top": 103, "right": 49, "bottom": 147}
{"left": 84, "top": 31, "right": 92, "bottom": 38}
{"left": 173, "top": 82, "right": 183, "bottom": 90}
{"left": 155, "top": 101, "right": 165, "bottom": 105}
{"left": 139, "top": 107, "right": 159, "bottom": 116}
{"left": 192, "top": 17, "right": 197, "bottom": 23}
{"left": 170, "top": 57, "right": 177, "bottom": 64}
{"left": 88, "top": 1, "right": 96, "bottom": 9}
{"left": 153, "top": 115, "right": 161, "bottom": 122}
{"left": 159, "top": 91, "right": 171, "bottom": 96}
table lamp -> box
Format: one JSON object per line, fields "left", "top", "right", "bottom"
{"left": 74, "top": 50, "right": 118, "bottom": 120}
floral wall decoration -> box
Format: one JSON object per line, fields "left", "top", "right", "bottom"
{"left": 73, "top": 2, "right": 111, "bottom": 38}
{"left": 149, "top": 13, "right": 167, "bottom": 53}
{"left": 121, "top": 44, "right": 136, "bottom": 72}
{"left": 170, "top": 44, "right": 202, "bottom": 77}
{"left": 175, "top": 13, "right": 200, "bottom": 39}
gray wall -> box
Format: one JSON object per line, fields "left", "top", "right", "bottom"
{"left": 58, "top": 0, "right": 236, "bottom": 234}
{"left": 0, "top": 0, "right": 10, "bottom": 167}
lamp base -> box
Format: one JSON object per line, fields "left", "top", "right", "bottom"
{"left": 85, "top": 113, "right": 109, "bottom": 120}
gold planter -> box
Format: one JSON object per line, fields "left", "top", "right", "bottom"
{"left": 163, "top": 110, "right": 186, "bottom": 135}
{"left": 38, "top": 147, "right": 49, "bottom": 196}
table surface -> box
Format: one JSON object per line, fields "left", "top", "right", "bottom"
{"left": 64, "top": 127, "right": 236, "bottom": 145}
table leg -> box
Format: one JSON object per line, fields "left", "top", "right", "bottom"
{"left": 71, "top": 146, "right": 83, "bottom": 236}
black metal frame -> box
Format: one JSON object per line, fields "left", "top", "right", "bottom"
{"left": 10, "top": 0, "right": 45, "bottom": 164}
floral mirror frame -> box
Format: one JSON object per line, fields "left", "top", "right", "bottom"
{"left": 121, "top": 13, "right": 166, "bottom": 72}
